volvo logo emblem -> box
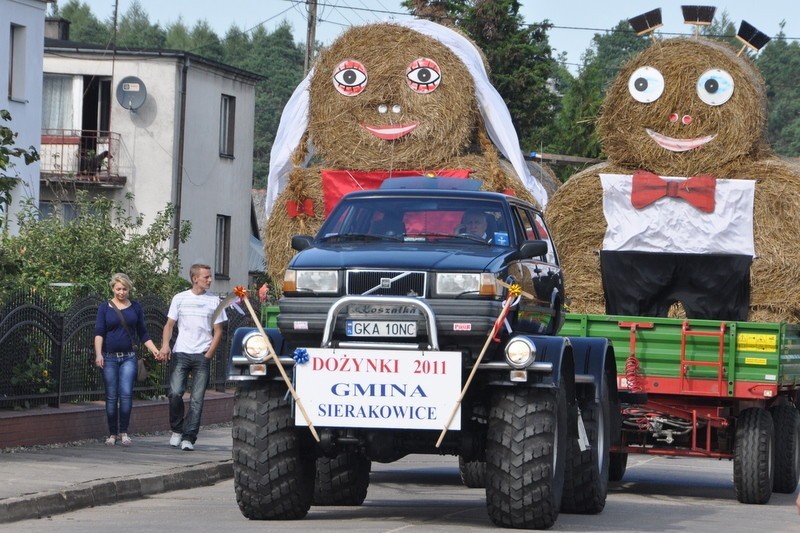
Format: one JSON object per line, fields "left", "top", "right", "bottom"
{"left": 380, "top": 278, "right": 392, "bottom": 289}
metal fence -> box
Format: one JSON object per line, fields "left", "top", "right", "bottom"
{"left": 0, "top": 291, "right": 261, "bottom": 409}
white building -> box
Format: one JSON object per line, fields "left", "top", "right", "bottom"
{"left": 41, "top": 21, "right": 261, "bottom": 293}
{"left": 1, "top": 0, "right": 47, "bottom": 235}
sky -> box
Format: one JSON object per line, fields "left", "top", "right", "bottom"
{"left": 75, "top": 0, "right": 799, "bottom": 73}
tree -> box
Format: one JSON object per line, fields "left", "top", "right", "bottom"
{"left": 188, "top": 20, "right": 225, "bottom": 61}
{"left": 0, "top": 110, "right": 39, "bottom": 234}
{"left": 548, "top": 20, "right": 648, "bottom": 171}
{"left": 55, "top": 0, "right": 112, "bottom": 45}
{"left": 245, "top": 24, "right": 305, "bottom": 188}
{"left": 459, "top": 0, "right": 558, "bottom": 150}
{"left": 115, "top": 0, "right": 166, "bottom": 49}
{"left": 756, "top": 26, "right": 800, "bottom": 156}
{"left": 1, "top": 192, "right": 190, "bottom": 307}
{"left": 165, "top": 18, "right": 192, "bottom": 51}
{"left": 700, "top": 9, "right": 740, "bottom": 51}
{"left": 406, "top": 1, "right": 558, "bottom": 153}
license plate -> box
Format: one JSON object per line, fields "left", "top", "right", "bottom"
{"left": 346, "top": 320, "right": 417, "bottom": 337}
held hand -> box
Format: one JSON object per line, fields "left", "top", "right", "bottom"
{"left": 157, "top": 346, "right": 171, "bottom": 362}
{"left": 95, "top": 355, "right": 104, "bottom": 369}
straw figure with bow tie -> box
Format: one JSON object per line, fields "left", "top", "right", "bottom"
{"left": 545, "top": 11, "right": 800, "bottom": 323}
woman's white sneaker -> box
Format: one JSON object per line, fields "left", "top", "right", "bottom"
{"left": 169, "top": 432, "right": 182, "bottom": 447}
{"left": 180, "top": 440, "right": 194, "bottom": 451}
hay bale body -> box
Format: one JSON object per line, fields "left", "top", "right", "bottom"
{"left": 266, "top": 23, "right": 539, "bottom": 283}
{"left": 546, "top": 37, "right": 800, "bottom": 322}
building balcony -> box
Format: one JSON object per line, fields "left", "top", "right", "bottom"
{"left": 40, "top": 129, "right": 127, "bottom": 188}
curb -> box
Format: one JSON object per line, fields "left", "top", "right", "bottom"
{"left": 0, "top": 460, "right": 233, "bottom": 524}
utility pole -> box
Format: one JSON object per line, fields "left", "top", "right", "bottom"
{"left": 304, "top": 0, "right": 318, "bottom": 76}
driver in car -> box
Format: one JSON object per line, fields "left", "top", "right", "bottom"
{"left": 461, "top": 210, "right": 489, "bottom": 240}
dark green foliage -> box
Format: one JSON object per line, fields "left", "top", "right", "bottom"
{"left": 1, "top": 192, "right": 190, "bottom": 309}
{"left": 0, "top": 110, "right": 39, "bottom": 232}
{"left": 56, "top": 0, "right": 112, "bottom": 45}
{"left": 546, "top": 21, "right": 648, "bottom": 179}
{"left": 457, "top": 0, "right": 558, "bottom": 151}
{"left": 115, "top": 0, "right": 166, "bottom": 49}
{"left": 244, "top": 24, "right": 304, "bottom": 188}
{"left": 188, "top": 20, "right": 225, "bottom": 61}
{"left": 757, "top": 29, "right": 800, "bottom": 157}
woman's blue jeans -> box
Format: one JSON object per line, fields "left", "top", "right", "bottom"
{"left": 102, "top": 353, "right": 137, "bottom": 435}
{"left": 168, "top": 352, "right": 210, "bottom": 444}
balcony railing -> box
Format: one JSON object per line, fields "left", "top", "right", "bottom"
{"left": 40, "top": 129, "right": 126, "bottom": 187}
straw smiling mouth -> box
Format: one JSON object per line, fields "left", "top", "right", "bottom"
{"left": 646, "top": 128, "right": 716, "bottom": 152}
{"left": 360, "top": 123, "right": 418, "bottom": 140}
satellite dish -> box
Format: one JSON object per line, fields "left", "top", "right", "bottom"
{"left": 116, "top": 76, "right": 147, "bottom": 111}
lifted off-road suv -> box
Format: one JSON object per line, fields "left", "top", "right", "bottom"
{"left": 228, "top": 178, "right": 618, "bottom": 529}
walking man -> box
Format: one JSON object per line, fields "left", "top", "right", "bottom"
{"left": 157, "top": 264, "right": 227, "bottom": 451}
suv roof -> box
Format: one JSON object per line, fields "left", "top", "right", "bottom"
{"left": 340, "top": 187, "right": 542, "bottom": 215}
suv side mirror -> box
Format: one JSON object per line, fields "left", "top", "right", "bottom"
{"left": 291, "top": 235, "right": 314, "bottom": 251}
{"left": 518, "top": 240, "right": 548, "bottom": 259}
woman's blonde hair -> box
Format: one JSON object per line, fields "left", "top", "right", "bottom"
{"left": 109, "top": 272, "right": 134, "bottom": 291}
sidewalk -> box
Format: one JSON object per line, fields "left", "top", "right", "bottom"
{"left": 0, "top": 424, "right": 233, "bottom": 523}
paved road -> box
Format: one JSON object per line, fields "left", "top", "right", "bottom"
{"left": 10, "top": 454, "right": 799, "bottom": 532}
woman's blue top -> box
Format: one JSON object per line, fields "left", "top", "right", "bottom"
{"left": 94, "top": 301, "right": 152, "bottom": 353}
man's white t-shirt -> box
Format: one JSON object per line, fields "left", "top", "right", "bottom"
{"left": 168, "top": 289, "right": 227, "bottom": 354}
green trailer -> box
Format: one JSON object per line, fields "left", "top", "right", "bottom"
{"left": 560, "top": 313, "right": 800, "bottom": 504}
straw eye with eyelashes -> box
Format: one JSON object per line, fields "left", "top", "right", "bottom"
{"left": 628, "top": 66, "right": 664, "bottom": 103}
{"left": 333, "top": 59, "right": 368, "bottom": 96}
{"left": 696, "top": 69, "right": 734, "bottom": 106}
{"left": 406, "top": 58, "right": 441, "bottom": 94}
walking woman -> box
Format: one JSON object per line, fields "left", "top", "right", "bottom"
{"left": 94, "top": 273, "right": 159, "bottom": 446}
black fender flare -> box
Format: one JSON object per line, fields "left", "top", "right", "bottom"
{"left": 567, "top": 337, "right": 621, "bottom": 444}
{"left": 567, "top": 337, "right": 617, "bottom": 404}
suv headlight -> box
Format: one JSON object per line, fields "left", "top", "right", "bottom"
{"left": 284, "top": 269, "right": 339, "bottom": 294}
{"left": 242, "top": 331, "right": 270, "bottom": 363}
{"left": 435, "top": 272, "right": 497, "bottom": 296}
{"left": 505, "top": 337, "right": 536, "bottom": 368}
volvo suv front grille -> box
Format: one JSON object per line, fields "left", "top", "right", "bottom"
{"left": 346, "top": 270, "right": 427, "bottom": 296}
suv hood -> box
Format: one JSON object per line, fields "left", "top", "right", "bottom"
{"left": 290, "top": 243, "right": 510, "bottom": 272}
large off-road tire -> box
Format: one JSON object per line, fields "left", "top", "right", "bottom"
{"left": 485, "top": 383, "right": 568, "bottom": 530}
{"left": 458, "top": 456, "right": 486, "bottom": 488}
{"left": 561, "top": 376, "right": 611, "bottom": 514}
{"left": 232, "top": 381, "right": 316, "bottom": 519}
{"left": 770, "top": 404, "right": 800, "bottom": 493}
{"left": 313, "top": 452, "right": 371, "bottom": 505}
{"left": 608, "top": 452, "right": 628, "bottom": 482}
{"left": 733, "top": 407, "right": 775, "bottom": 504}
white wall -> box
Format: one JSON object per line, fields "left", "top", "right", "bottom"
{"left": 180, "top": 62, "right": 256, "bottom": 294}
{"left": 1, "top": 0, "right": 47, "bottom": 234}
{"left": 42, "top": 50, "right": 257, "bottom": 295}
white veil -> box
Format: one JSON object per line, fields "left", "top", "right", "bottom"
{"left": 264, "top": 18, "right": 547, "bottom": 221}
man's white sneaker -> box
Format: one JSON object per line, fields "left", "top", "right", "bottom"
{"left": 180, "top": 440, "right": 194, "bottom": 451}
{"left": 169, "top": 432, "right": 182, "bottom": 447}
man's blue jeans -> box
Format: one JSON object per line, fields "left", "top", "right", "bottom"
{"left": 102, "top": 353, "right": 137, "bottom": 435}
{"left": 168, "top": 352, "right": 210, "bottom": 443}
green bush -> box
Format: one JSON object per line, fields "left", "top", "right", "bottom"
{"left": 0, "top": 191, "right": 191, "bottom": 308}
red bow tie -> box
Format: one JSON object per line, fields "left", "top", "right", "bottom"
{"left": 630, "top": 171, "right": 716, "bottom": 213}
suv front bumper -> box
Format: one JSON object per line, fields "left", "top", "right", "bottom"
{"left": 277, "top": 295, "right": 505, "bottom": 350}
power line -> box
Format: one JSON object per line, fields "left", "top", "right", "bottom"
{"left": 278, "top": 0, "right": 799, "bottom": 42}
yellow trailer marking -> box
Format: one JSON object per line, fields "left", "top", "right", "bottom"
{"left": 737, "top": 333, "right": 777, "bottom": 353}
{"left": 744, "top": 357, "right": 767, "bottom": 366}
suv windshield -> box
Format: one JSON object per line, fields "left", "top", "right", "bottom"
{"left": 318, "top": 197, "right": 511, "bottom": 246}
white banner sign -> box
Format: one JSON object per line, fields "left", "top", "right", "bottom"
{"left": 294, "top": 348, "right": 462, "bottom": 430}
